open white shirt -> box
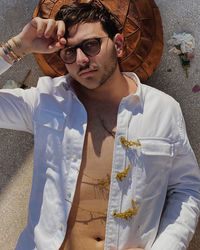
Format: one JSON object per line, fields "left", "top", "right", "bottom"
{"left": 0, "top": 57, "right": 200, "bottom": 250}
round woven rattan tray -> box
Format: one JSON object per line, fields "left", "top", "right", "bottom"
{"left": 33, "top": 0, "right": 163, "bottom": 82}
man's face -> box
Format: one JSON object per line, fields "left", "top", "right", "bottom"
{"left": 63, "top": 22, "right": 121, "bottom": 90}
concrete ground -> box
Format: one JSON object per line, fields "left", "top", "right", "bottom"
{"left": 0, "top": 0, "right": 199, "bottom": 249}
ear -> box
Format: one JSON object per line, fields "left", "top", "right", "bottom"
{"left": 113, "top": 33, "right": 124, "bottom": 57}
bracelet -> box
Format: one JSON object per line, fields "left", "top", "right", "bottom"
{"left": 4, "top": 42, "right": 12, "bottom": 52}
{"left": 0, "top": 44, "right": 16, "bottom": 63}
{"left": 11, "top": 38, "right": 26, "bottom": 57}
{"left": 0, "top": 42, "right": 22, "bottom": 63}
{"left": 2, "top": 42, "right": 20, "bottom": 62}
{"left": 7, "top": 41, "right": 21, "bottom": 61}
{"left": 11, "top": 37, "right": 21, "bottom": 49}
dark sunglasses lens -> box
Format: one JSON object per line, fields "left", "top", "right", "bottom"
{"left": 82, "top": 39, "right": 101, "bottom": 56}
{"left": 60, "top": 48, "right": 76, "bottom": 64}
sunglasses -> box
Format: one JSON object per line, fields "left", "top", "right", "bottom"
{"left": 59, "top": 36, "right": 108, "bottom": 64}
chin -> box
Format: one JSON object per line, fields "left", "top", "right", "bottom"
{"left": 83, "top": 83, "right": 101, "bottom": 90}
{"left": 78, "top": 78, "right": 102, "bottom": 90}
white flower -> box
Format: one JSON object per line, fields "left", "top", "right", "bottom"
{"left": 168, "top": 32, "right": 195, "bottom": 54}
{"left": 2, "top": 79, "right": 19, "bottom": 89}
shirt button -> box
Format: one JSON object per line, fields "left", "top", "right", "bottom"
{"left": 66, "top": 189, "right": 72, "bottom": 198}
{"left": 72, "top": 154, "right": 77, "bottom": 160}
{"left": 59, "top": 222, "right": 64, "bottom": 230}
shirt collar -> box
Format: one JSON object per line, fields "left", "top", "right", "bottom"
{"left": 122, "top": 72, "right": 144, "bottom": 109}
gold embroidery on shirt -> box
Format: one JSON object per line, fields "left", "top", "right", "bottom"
{"left": 120, "top": 136, "right": 141, "bottom": 148}
{"left": 116, "top": 164, "right": 130, "bottom": 181}
{"left": 113, "top": 199, "right": 139, "bottom": 220}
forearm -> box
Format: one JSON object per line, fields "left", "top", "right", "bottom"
{"left": 0, "top": 38, "right": 34, "bottom": 131}
{"left": 152, "top": 130, "right": 200, "bottom": 249}
{"left": 151, "top": 195, "right": 200, "bottom": 250}
{"left": 0, "top": 17, "right": 66, "bottom": 68}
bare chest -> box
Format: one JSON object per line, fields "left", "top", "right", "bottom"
{"left": 59, "top": 113, "right": 117, "bottom": 250}
{"left": 75, "top": 113, "right": 117, "bottom": 211}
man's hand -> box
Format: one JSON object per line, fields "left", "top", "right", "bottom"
{"left": 15, "top": 17, "right": 66, "bottom": 56}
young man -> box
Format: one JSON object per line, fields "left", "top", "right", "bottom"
{"left": 0, "top": 3, "right": 199, "bottom": 250}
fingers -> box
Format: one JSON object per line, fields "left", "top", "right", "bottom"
{"left": 31, "top": 17, "right": 66, "bottom": 41}
{"left": 57, "top": 20, "right": 65, "bottom": 40}
{"left": 44, "top": 19, "right": 57, "bottom": 38}
{"left": 31, "top": 17, "right": 46, "bottom": 38}
{"left": 19, "top": 17, "right": 66, "bottom": 54}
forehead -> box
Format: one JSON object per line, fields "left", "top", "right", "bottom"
{"left": 67, "top": 22, "right": 107, "bottom": 44}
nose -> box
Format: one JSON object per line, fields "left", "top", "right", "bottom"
{"left": 76, "top": 48, "right": 89, "bottom": 66}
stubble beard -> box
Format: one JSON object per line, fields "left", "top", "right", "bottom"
{"left": 97, "top": 46, "right": 118, "bottom": 88}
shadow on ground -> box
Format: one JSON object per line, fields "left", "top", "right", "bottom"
{"left": 0, "top": 129, "right": 33, "bottom": 194}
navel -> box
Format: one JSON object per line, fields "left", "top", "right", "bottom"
{"left": 96, "top": 237, "right": 102, "bottom": 242}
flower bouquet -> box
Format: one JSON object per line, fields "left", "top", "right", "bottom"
{"left": 168, "top": 32, "right": 195, "bottom": 78}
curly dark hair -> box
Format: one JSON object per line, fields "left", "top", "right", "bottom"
{"left": 55, "top": 1, "right": 121, "bottom": 39}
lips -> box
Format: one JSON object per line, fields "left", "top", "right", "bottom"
{"left": 78, "top": 68, "right": 97, "bottom": 77}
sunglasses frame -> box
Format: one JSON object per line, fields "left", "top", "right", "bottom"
{"left": 58, "top": 36, "right": 108, "bottom": 64}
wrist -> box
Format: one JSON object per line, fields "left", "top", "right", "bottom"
{"left": 8, "top": 36, "right": 26, "bottom": 58}
{"left": 0, "top": 37, "right": 25, "bottom": 64}
{"left": 0, "top": 35, "right": 29, "bottom": 64}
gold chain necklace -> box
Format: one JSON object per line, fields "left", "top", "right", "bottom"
{"left": 100, "top": 118, "right": 116, "bottom": 138}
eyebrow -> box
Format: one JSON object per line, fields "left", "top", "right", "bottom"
{"left": 65, "top": 37, "right": 100, "bottom": 48}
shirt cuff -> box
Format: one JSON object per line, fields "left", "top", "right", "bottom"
{"left": 0, "top": 56, "right": 12, "bottom": 74}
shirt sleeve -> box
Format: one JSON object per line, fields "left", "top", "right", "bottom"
{"left": 0, "top": 56, "right": 38, "bottom": 133}
{"left": 0, "top": 55, "right": 12, "bottom": 73}
{"left": 151, "top": 105, "right": 200, "bottom": 250}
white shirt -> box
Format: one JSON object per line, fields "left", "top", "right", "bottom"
{"left": 0, "top": 58, "right": 200, "bottom": 250}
